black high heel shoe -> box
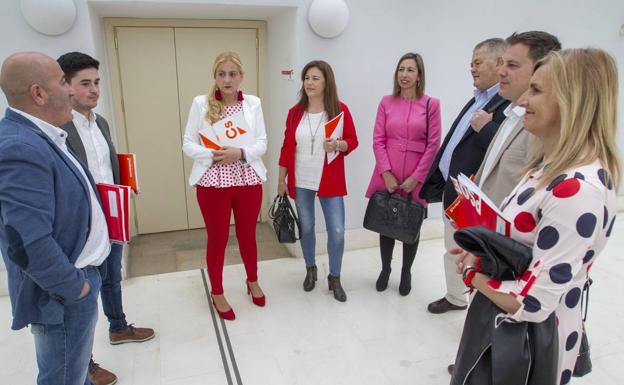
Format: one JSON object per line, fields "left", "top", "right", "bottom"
{"left": 399, "top": 270, "right": 412, "bottom": 296}
{"left": 328, "top": 274, "right": 347, "bottom": 302}
{"left": 303, "top": 265, "right": 317, "bottom": 292}
{"left": 376, "top": 268, "right": 391, "bottom": 292}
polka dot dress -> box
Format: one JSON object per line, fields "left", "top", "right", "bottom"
{"left": 491, "top": 160, "right": 616, "bottom": 385}
{"left": 197, "top": 101, "right": 262, "bottom": 188}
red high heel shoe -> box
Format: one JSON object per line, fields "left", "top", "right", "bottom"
{"left": 246, "top": 280, "right": 266, "bottom": 307}
{"left": 211, "top": 295, "right": 235, "bottom": 320}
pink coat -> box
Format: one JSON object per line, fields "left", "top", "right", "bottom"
{"left": 365, "top": 95, "right": 441, "bottom": 206}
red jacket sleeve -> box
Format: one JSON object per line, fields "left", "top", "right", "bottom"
{"left": 340, "top": 103, "right": 358, "bottom": 155}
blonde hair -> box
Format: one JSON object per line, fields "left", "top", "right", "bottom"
{"left": 527, "top": 48, "right": 621, "bottom": 190}
{"left": 206, "top": 52, "right": 244, "bottom": 124}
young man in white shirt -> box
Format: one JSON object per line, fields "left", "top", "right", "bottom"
{"left": 58, "top": 51, "right": 155, "bottom": 385}
{"left": 474, "top": 31, "right": 562, "bottom": 205}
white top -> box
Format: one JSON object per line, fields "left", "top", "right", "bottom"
{"left": 182, "top": 94, "right": 268, "bottom": 185}
{"left": 479, "top": 104, "right": 526, "bottom": 187}
{"left": 295, "top": 111, "right": 327, "bottom": 190}
{"left": 71, "top": 109, "right": 114, "bottom": 184}
{"left": 10, "top": 108, "right": 111, "bottom": 268}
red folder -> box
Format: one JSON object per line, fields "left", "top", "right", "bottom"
{"left": 445, "top": 173, "right": 511, "bottom": 236}
{"left": 96, "top": 183, "right": 131, "bottom": 243}
{"left": 117, "top": 153, "right": 139, "bottom": 193}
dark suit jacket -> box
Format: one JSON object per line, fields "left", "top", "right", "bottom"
{"left": 61, "top": 114, "right": 120, "bottom": 184}
{"left": 420, "top": 93, "right": 510, "bottom": 209}
{"left": 0, "top": 109, "right": 96, "bottom": 330}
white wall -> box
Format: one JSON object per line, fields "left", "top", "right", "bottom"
{"left": 1, "top": 0, "right": 624, "bottom": 277}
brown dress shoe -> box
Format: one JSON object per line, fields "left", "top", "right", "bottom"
{"left": 427, "top": 297, "right": 467, "bottom": 314}
{"left": 109, "top": 324, "right": 155, "bottom": 345}
{"left": 89, "top": 363, "right": 117, "bottom": 385}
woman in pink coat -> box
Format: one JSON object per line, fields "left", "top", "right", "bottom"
{"left": 366, "top": 52, "right": 441, "bottom": 295}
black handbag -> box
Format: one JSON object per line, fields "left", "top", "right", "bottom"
{"left": 268, "top": 194, "right": 301, "bottom": 243}
{"left": 451, "top": 292, "right": 558, "bottom": 385}
{"left": 573, "top": 277, "right": 593, "bottom": 377}
{"left": 363, "top": 191, "right": 426, "bottom": 244}
{"left": 454, "top": 226, "right": 532, "bottom": 280}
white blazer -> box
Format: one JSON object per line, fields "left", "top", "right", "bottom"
{"left": 183, "top": 94, "right": 268, "bottom": 185}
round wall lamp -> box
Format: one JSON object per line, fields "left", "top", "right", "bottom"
{"left": 308, "top": 0, "right": 350, "bottom": 39}
{"left": 21, "top": 0, "right": 77, "bottom": 36}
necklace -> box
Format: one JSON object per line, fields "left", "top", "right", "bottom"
{"left": 306, "top": 111, "right": 324, "bottom": 155}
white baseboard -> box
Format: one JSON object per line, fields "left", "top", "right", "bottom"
{"left": 283, "top": 216, "right": 445, "bottom": 259}
{"left": 2, "top": 195, "right": 623, "bottom": 297}
{"left": 0, "top": 270, "right": 7, "bottom": 297}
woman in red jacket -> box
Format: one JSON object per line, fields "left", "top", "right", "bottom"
{"left": 277, "top": 60, "right": 358, "bottom": 302}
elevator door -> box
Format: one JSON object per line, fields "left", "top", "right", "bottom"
{"left": 115, "top": 26, "right": 259, "bottom": 234}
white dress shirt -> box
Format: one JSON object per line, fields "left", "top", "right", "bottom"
{"left": 295, "top": 111, "right": 327, "bottom": 191}
{"left": 478, "top": 104, "right": 526, "bottom": 187}
{"left": 72, "top": 110, "right": 114, "bottom": 184}
{"left": 10, "top": 108, "right": 111, "bottom": 268}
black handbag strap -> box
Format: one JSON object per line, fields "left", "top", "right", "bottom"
{"left": 581, "top": 277, "right": 593, "bottom": 322}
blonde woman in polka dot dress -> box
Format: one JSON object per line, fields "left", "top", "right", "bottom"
{"left": 451, "top": 48, "right": 620, "bottom": 385}
{"left": 183, "top": 52, "right": 267, "bottom": 321}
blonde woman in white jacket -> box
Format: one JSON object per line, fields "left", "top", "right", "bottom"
{"left": 183, "top": 52, "right": 267, "bottom": 321}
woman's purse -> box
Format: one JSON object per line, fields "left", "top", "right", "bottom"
{"left": 363, "top": 191, "right": 426, "bottom": 244}
{"left": 574, "top": 277, "right": 593, "bottom": 377}
{"left": 268, "top": 194, "right": 301, "bottom": 243}
{"left": 453, "top": 226, "right": 532, "bottom": 280}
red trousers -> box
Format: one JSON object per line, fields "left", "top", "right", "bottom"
{"left": 196, "top": 185, "right": 262, "bottom": 294}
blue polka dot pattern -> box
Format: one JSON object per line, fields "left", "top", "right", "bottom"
{"left": 523, "top": 295, "right": 541, "bottom": 313}
{"left": 565, "top": 331, "right": 579, "bottom": 351}
{"left": 603, "top": 206, "right": 609, "bottom": 229}
{"left": 517, "top": 188, "right": 535, "bottom": 205}
{"left": 546, "top": 174, "right": 567, "bottom": 191}
{"left": 576, "top": 213, "right": 597, "bottom": 238}
{"left": 574, "top": 172, "right": 585, "bottom": 180}
{"left": 537, "top": 208, "right": 543, "bottom": 221}
{"left": 549, "top": 263, "right": 573, "bottom": 284}
{"left": 597, "top": 168, "right": 613, "bottom": 190}
{"left": 606, "top": 216, "right": 616, "bottom": 237}
{"left": 583, "top": 250, "right": 595, "bottom": 264}
{"left": 565, "top": 287, "right": 582, "bottom": 308}
{"left": 537, "top": 226, "right": 559, "bottom": 249}
{"left": 560, "top": 369, "right": 572, "bottom": 384}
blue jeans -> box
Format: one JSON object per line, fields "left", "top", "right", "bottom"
{"left": 100, "top": 243, "right": 127, "bottom": 332}
{"left": 31, "top": 267, "right": 101, "bottom": 385}
{"left": 294, "top": 187, "right": 345, "bottom": 276}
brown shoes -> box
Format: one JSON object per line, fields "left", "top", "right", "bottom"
{"left": 89, "top": 362, "right": 117, "bottom": 385}
{"left": 427, "top": 297, "right": 467, "bottom": 314}
{"left": 109, "top": 324, "right": 155, "bottom": 345}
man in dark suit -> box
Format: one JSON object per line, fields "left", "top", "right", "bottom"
{"left": 0, "top": 51, "right": 110, "bottom": 385}
{"left": 58, "top": 52, "right": 155, "bottom": 385}
{"left": 420, "top": 39, "right": 511, "bottom": 314}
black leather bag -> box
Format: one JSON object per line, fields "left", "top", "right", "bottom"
{"left": 451, "top": 292, "right": 558, "bottom": 385}
{"left": 363, "top": 191, "right": 426, "bottom": 244}
{"left": 574, "top": 277, "right": 593, "bottom": 377}
{"left": 454, "top": 226, "right": 532, "bottom": 280}
{"left": 268, "top": 194, "right": 301, "bottom": 243}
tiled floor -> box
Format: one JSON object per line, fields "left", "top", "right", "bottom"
{"left": 1, "top": 218, "right": 623, "bottom": 385}
{"left": 127, "top": 222, "right": 291, "bottom": 277}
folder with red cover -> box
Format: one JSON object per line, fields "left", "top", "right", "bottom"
{"left": 445, "top": 173, "right": 511, "bottom": 236}
{"left": 117, "top": 153, "right": 139, "bottom": 193}
{"left": 96, "top": 183, "right": 131, "bottom": 243}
